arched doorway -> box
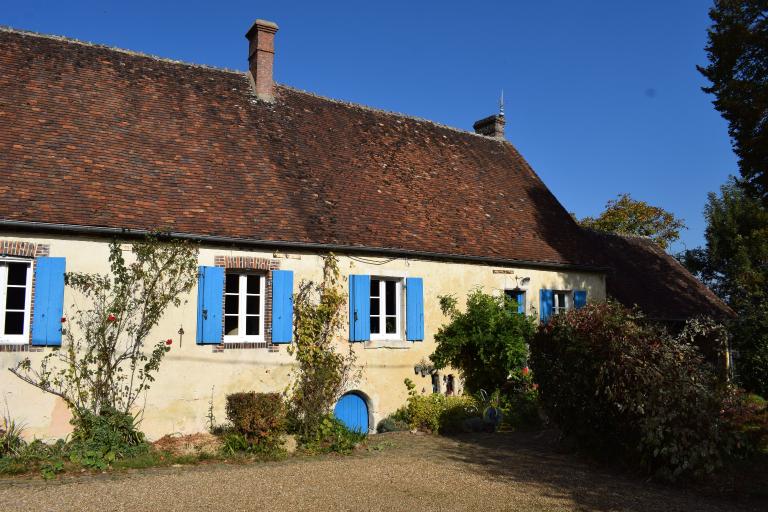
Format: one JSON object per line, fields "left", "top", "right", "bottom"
{"left": 334, "top": 392, "right": 369, "bottom": 433}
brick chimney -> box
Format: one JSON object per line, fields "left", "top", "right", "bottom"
{"left": 245, "top": 19, "right": 279, "bottom": 102}
{"left": 473, "top": 114, "right": 505, "bottom": 139}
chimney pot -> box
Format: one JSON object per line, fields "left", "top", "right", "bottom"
{"left": 245, "top": 19, "right": 279, "bottom": 102}
{"left": 473, "top": 114, "right": 505, "bottom": 139}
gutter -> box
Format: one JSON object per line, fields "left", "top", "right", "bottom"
{"left": 0, "top": 219, "right": 610, "bottom": 273}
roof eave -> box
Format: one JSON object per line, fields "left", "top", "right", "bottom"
{"left": 0, "top": 219, "right": 609, "bottom": 273}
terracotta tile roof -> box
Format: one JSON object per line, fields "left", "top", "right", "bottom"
{"left": 0, "top": 28, "right": 601, "bottom": 269}
{"left": 586, "top": 230, "right": 733, "bottom": 321}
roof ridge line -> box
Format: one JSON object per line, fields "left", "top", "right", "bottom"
{"left": 0, "top": 25, "right": 246, "bottom": 76}
{"left": 2, "top": 26, "right": 514, "bottom": 142}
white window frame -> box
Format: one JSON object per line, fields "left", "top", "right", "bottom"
{"left": 370, "top": 277, "right": 402, "bottom": 341}
{"left": 553, "top": 290, "right": 572, "bottom": 315}
{"left": 0, "top": 257, "right": 33, "bottom": 345}
{"left": 223, "top": 272, "right": 266, "bottom": 343}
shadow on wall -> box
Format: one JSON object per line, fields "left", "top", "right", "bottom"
{"left": 436, "top": 431, "right": 761, "bottom": 512}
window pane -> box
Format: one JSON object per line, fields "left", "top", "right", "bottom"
{"left": 225, "top": 274, "right": 239, "bottom": 293}
{"left": 247, "top": 275, "right": 261, "bottom": 294}
{"left": 245, "top": 316, "right": 260, "bottom": 335}
{"left": 224, "top": 315, "right": 238, "bottom": 336}
{"left": 504, "top": 289, "right": 516, "bottom": 301}
{"left": 385, "top": 316, "right": 396, "bottom": 334}
{"left": 370, "top": 279, "right": 380, "bottom": 297}
{"left": 370, "top": 297, "right": 380, "bottom": 316}
{"left": 370, "top": 316, "right": 380, "bottom": 334}
{"left": 385, "top": 280, "right": 396, "bottom": 315}
{"left": 246, "top": 296, "right": 260, "bottom": 315}
{"left": 225, "top": 295, "right": 239, "bottom": 314}
{"left": 5, "top": 287, "right": 25, "bottom": 310}
{"left": 4, "top": 311, "right": 24, "bottom": 335}
{"left": 7, "top": 263, "right": 28, "bottom": 286}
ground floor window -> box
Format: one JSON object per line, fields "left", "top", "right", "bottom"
{"left": 504, "top": 288, "right": 526, "bottom": 314}
{"left": 553, "top": 290, "right": 571, "bottom": 315}
{"left": 224, "top": 272, "right": 265, "bottom": 342}
{"left": 0, "top": 259, "right": 32, "bottom": 344}
{"left": 370, "top": 277, "right": 402, "bottom": 340}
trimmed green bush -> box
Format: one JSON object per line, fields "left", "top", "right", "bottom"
{"left": 531, "top": 301, "right": 733, "bottom": 480}
{"left": 225, "top": 392, "right": 286, "bottom": 453}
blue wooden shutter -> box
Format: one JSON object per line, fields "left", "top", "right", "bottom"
{"left": 574, "top": 290, "right": 587, "bottom": 309}
{"left": 31, "top": 257, "right": 66, "bottom": 346}
{"left": 271, "top": 270, "right": 293, "bottom": 343}
{"left": 516, "top": 290, "right": 526, "bottom": 315}
{"left": 349, "top": 275, "right": 370, "bottom": 342}
{"left": 406, "top": 277, "right": 424, "bottom": 341}
{"left": 196, "top": 266, "right": 224, "bottom": 344}
{"left": 539, "top": 289, "right": 554, "bottom": 323}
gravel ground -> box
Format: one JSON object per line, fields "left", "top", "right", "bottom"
{"left": 0, "top": 431, "right": 765, "bottom": 512}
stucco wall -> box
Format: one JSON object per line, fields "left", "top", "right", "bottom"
{"left": 0, "top": 233, "right": 606, "bottom": 440}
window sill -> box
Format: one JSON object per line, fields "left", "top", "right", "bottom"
{"left": 364, "top": 339, "right": 411, "bottom": 349}
{"left": 223, "top": 338, "right": 265, "bottom": 344}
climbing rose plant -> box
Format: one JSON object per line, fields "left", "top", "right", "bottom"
{"left": 9, "top": 236, "right": 198, "bottom": 422}
{"left": 287, "top": 254, "right": 360, "bottom": 440}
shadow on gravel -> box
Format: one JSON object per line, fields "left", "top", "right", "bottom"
{"left": 438, "top": 430, "right": 767, "bottom": 512}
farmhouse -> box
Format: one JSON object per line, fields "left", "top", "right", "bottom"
{"left": 0, "top": 21, "right": 730, "bottom": 438}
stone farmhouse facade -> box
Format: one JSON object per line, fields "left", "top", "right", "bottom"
{"left": 0, "top": 21, "right": 730, "bottom": 438}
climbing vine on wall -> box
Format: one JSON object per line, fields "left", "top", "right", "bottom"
{"left": 287, "top": 254, "right": 360, "bottom": 440}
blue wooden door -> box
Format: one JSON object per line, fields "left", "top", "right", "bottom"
{"left": 334, "top": 393, "right": 369, "bottom": 433}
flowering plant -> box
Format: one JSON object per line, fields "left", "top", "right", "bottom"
{"left": 11, "top": 235, "right": 198, "bottom": 421}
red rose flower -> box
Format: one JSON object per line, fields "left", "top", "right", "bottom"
{"left": 522, "top": 367, "right": 530, "bottom": 376}
{"left": 107, "top": 314, "right": 116, "bottom": 322}
{"left": 165, "top": 339, "right": 172, "bottom": 346}
{"left": 533, "top": 383, "right": 539, "bottom": 390}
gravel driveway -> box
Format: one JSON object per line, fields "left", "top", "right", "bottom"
{"left": 0, "top": 431, "right": 764, "bottom": 512}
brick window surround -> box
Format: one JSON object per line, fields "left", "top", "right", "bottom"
{"left": 212, "top": 256, "right": 281, "bottom": 353}
{"left": 0, "top": 240, "right": 50, "bottom": 352}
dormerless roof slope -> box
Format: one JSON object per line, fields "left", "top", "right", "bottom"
{"left": 587, "top": 230, "right": 734, "bottom": 321}
{"left": 0, "top": 28, "right": 601, "bottom": 269}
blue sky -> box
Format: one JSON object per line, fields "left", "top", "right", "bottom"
{"left": 2, "top": 1, "right": 735, "bottom": 253}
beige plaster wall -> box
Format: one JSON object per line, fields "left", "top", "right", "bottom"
{"left": 0, "top": 233, "right": 605, "bottom": 440}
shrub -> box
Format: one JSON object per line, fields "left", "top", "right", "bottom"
{"left": 376, "top": 415, "right": 410, "bottom": 433}
{"left": 404, "top": 380, "right": 478, "bottom": 434}
{"left": 68, "top": 407, "right": 148, "bottom": 469}
{"left": 722, "top": 391, "right": 768, "bottom": 454}
{"left": 500, "top": 370, "right": 542, "bottom": 431}
{"left": 225, "top": 392, "right": 286, "bottom": 453}
{"left": 1, "top": 410, "right": 26, "bottom": 458}
{"left": 301, "top": 416, "right": 365, "bottom": 454}
{"left": 530, "top": 301, "right": 733, "bottom": 480}
{"left": 431, "top": 290, "right": 536, "bottom": 394}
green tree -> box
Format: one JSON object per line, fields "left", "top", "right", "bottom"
{"left": 680, "top": 179, "right": 768, "bottom": 395}
{"left": 699, "top": 0, "right": 768, "bottom": 203}
{"left": 9, "top": 236, "right": 199, "bottom": 420}
{"left": 577, "top": 193, "right": 686, "bottom": 250}
{"left": 430, "top": 290, "right": 536, "bottom": 394}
